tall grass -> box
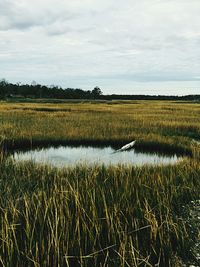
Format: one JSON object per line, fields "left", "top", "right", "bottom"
{"left": 0, "top": 101, "right": 199, "bottom": 154}
{"left": 0, "top": 158, "right": 199, "bottom": 266}
{"left": 0, "top": 100, "right": 200, "bottom": 266}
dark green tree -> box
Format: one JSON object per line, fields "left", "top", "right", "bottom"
{"left": 91, "top": 86, "right": 102, "bottom": 98}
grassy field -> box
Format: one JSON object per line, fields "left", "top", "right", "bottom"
{"left": 0, "top": 100, "right": 200, "bottom": 154}
{"left": 0, "top": 100, "right": 200, "bottom": 266}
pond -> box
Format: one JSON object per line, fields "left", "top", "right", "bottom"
{"left": 12, "top": 145, "right": 182, "bottom": 167}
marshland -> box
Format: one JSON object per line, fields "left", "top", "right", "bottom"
{"left": 0, "top": 100, "right": 200, "bottom": 266}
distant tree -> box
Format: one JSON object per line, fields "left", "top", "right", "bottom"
{"left": 0, "top": 79, "right": 8, "bottom": 87}
{"left": 0, "top": 79, "right": 8, "bottom": 98}
{"left": 91, "top": 86, "right": 103, "bottom": 98}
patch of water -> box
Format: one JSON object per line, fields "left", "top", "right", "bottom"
{"left": 12, "top": 145, "right": 181, "bottom": 167}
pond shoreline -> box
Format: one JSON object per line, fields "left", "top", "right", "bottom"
{"left": 1, "top": 138, "right": 192, "bottom": 157}
{"left": 11, "top": 144, "right": 182, "bottom": 167}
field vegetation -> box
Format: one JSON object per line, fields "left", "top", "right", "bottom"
{"left": 0, "top": 100, "right": 200, "bottom": 266}
{"left": 0, "top": 100, "right": 200, "bottom": 154}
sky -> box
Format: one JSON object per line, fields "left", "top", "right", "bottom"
{"left": 0, "top": 0, "right": 200, "bottom": 95}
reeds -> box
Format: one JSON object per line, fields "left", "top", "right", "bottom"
{"left": 0, "top": 101, "right": 199, "bottom": 154}
{"left": 0, "top": 100, "right": 200, "bottom": 266}
{"left": 0, "top": 159, "right": 199, "bottom": 266}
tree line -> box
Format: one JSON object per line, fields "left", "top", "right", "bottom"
{"left": 0, "top": 79, "right": 102, "bottom": 99}
{"left": 0, "top": 79, "right": 199, "bottom": 101}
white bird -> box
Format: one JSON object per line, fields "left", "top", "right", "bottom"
{"left": 115, "top": 140, "right": 136, "bottom": 153}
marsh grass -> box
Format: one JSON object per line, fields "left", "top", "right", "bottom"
{"left": 0, "top": 158, "right": 199, "bottom": 266}
{"left": 0, "top": 101, "right": 199, "bottom": 154}
{"left": 0, "top": 100, "right": 200, "bottom": 266}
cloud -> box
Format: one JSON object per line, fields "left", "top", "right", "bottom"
{"left": 0, "top": 0, "right": 200, "bottom": 94}
{"left": 0, "top": 0, "right": 78, "bottom": 30}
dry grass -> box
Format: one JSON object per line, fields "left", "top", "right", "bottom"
{"left": 0, "top": 100, "right": 200, "bottom": 154}
{"left": 0, "top": 100, "right": 200, "bottom": 266}
{"left": 0, "top": 159, "right": 199, "bottom": 266}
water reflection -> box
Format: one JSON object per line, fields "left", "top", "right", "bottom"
{"left": 13, "top": 145, "right": 181, "bottom": 167}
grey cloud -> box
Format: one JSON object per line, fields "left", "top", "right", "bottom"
{"left": 0, "top": 0, "right": 78, "bottom": 31}
{"left": 0, "top": 0, "right": 200, "bottom": 94}
{"left": 80, "top": 71, "right": 200, "bottom": 82}
{"left": 124, "top": 73, "right": 200, "bottom": 83}
{"left": 46, "top": 23, "right": 94, "bottom": 36}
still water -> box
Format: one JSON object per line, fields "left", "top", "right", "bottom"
{"left": 13, "top": 145, "right": 181, "bottom": 167}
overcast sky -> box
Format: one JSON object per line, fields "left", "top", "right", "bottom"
{"left": 0, "top": 0, "right": 200, "bottom": 95}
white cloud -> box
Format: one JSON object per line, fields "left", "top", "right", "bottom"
{"left": 0, "top": 0, "right": 200, "bottom": 94}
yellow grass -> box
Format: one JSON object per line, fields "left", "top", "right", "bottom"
{"left": 0, "top": 100, "right": 199, "bottom": 154}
